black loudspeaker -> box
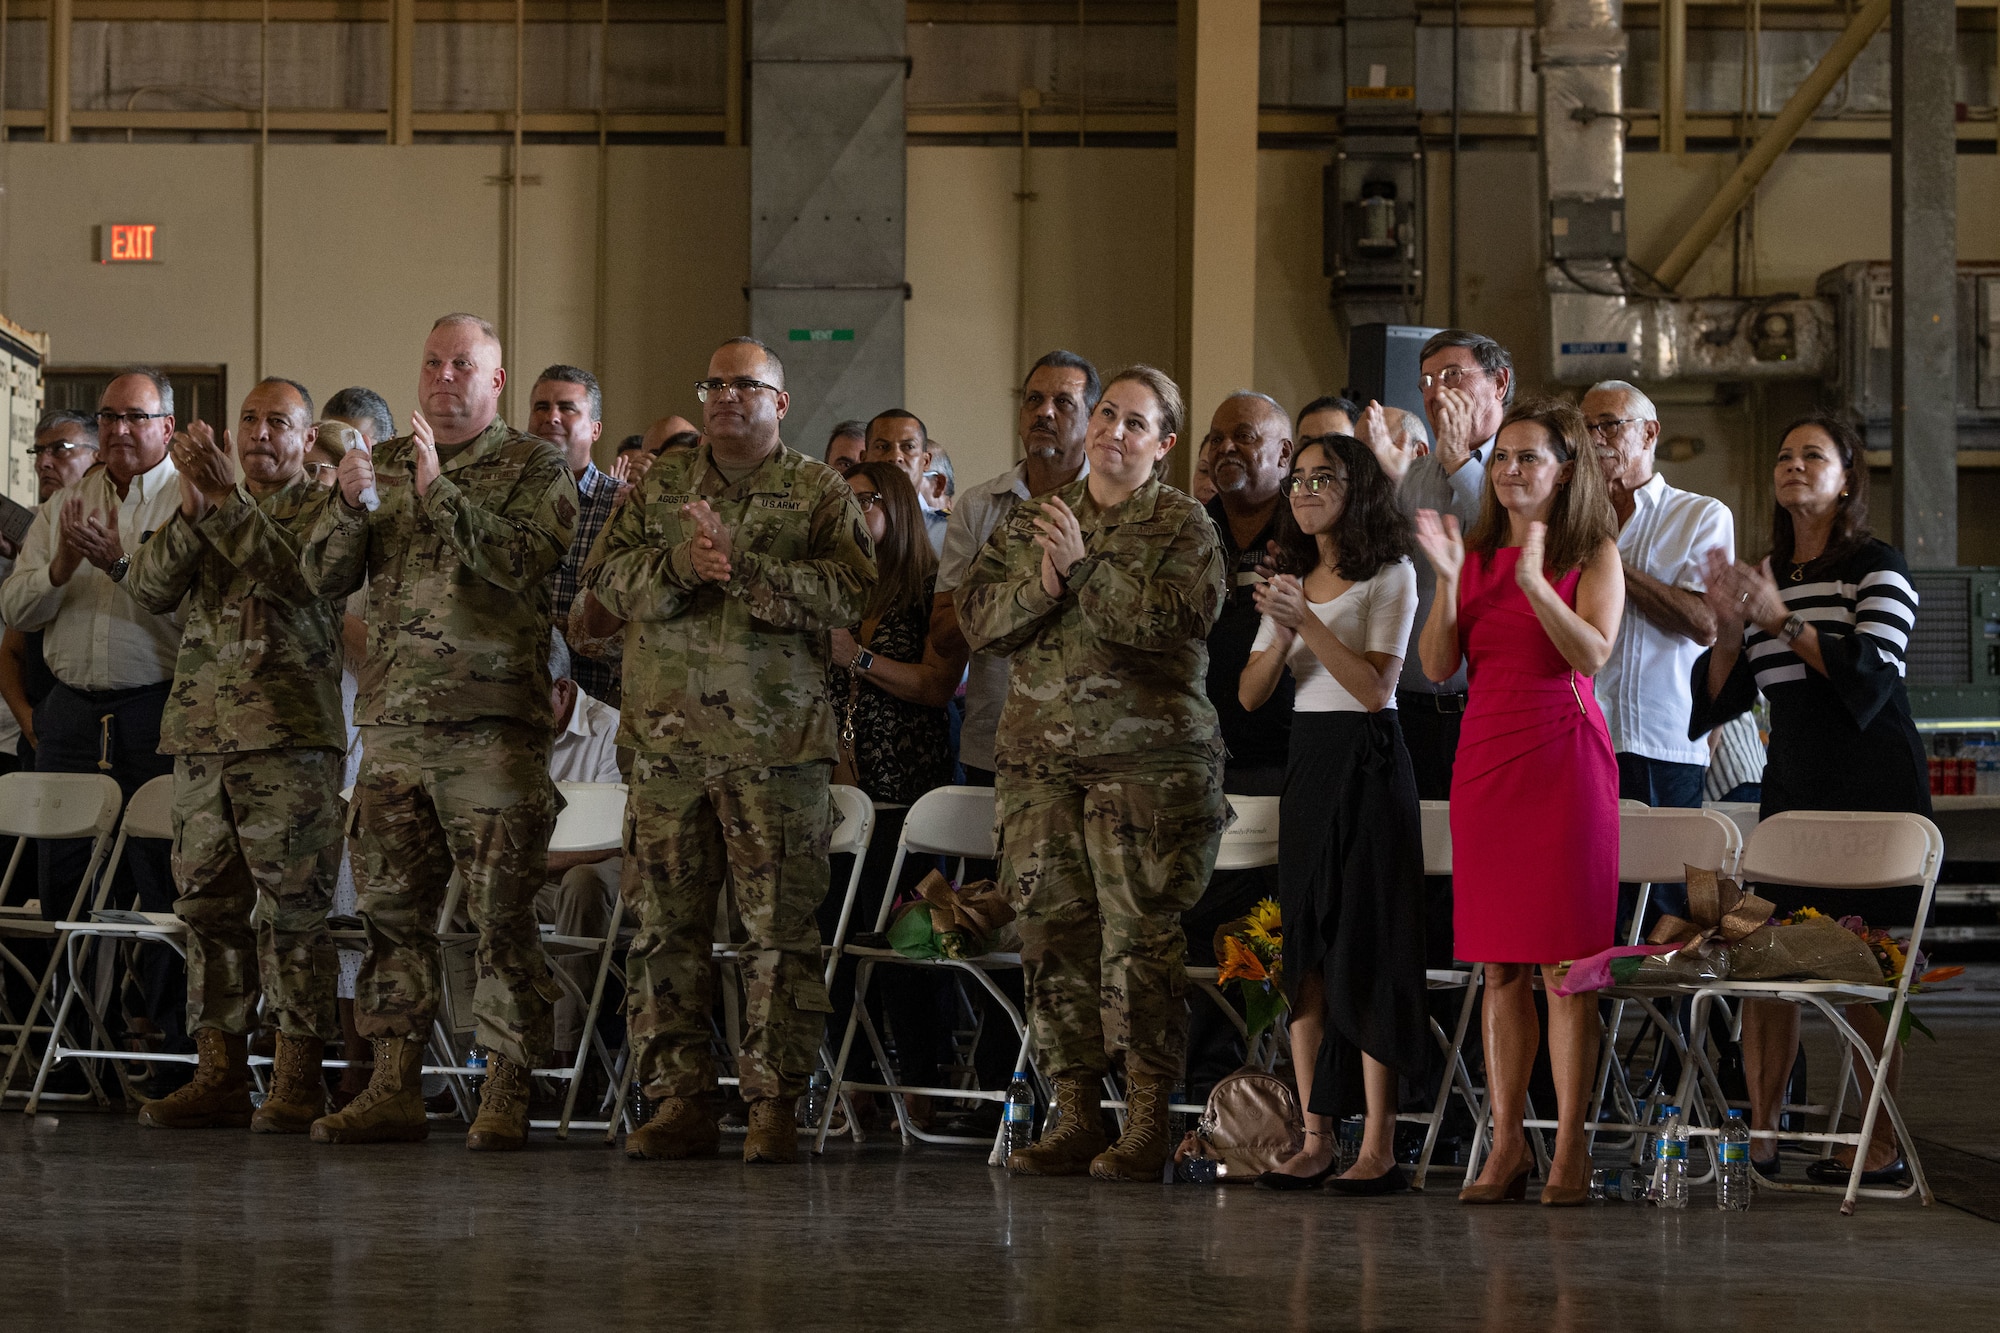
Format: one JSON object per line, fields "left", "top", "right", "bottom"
{"left": 1346, "top": 322, "right": 1441, "bottom": 424}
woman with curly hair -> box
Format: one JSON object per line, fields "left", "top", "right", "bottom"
{"left": 1414, "top": 395, "right": 1623, "bottom": 1206}
{"left": 1238, "top": 433, "right": 1426, "bottom": 1194}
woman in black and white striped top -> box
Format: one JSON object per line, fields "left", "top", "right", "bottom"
{"left": 1690, "top": 411, "right": 1929, "bottom": 1185}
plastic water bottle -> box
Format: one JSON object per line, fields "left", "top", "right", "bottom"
{"left": 1651, "top": 1105, "right": 1690, "bottom": 1208}
{"left": 803, "top": 1069, "right": 831, "bottom": 1128}
{"left": 466, "top": 1044, "right": 487, "bottom": 1101}
{"left": 1716, "top": 1110, "right": 1753, "bottom": 1211}
{"left": 1176, "top": 1156, "right": 1226, "bottom": 1184}
{"left": 1590, "top": 1167, "right": 1645, "bottom": 1201}
{"left": 1004, "top": 1070, "right": 1035, "bottom": 1157}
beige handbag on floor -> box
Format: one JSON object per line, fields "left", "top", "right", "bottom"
{"left": 1172, "top": 1066, "right": 1306, "bottom": 1181}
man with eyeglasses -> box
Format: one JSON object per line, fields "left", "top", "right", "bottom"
{"left": 936, "top": 349, "right": 1098, "bottom": 787}
{"left": 0, "top": 370, "right": 190, "bottom": 1083}
{"left": 0, "top": 411, "right": 100, "bottom": 760}
{"left": 586, "top": 335, "right": 874, "bottom": 1166}
{"left": 1583, "top": 379, "right": 1732, "bottom": 923}
{"left": 123, "top": 377, "right": 348, "bottom": 1135}
{"left": 303, "top": 313, "right": 578, "bottom": 1153}
{"left": 865, "top": 409, "right": 945, "bottom": 553}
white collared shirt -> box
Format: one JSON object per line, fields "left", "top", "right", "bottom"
{"left": 0, "top": 456, "right": 186, "bottom": 691}
{"left": 550, "top": 688, "right": 622, "bottom": 784}
{"left": 1595, "top": 470, "right": 1735, "bottom": 766}
{"left": 937, "top": 456, "right": 1088, "bottom": 772}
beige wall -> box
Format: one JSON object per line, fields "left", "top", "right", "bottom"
{"left": 0, "top": 142, "right": 748, "bottom": 464}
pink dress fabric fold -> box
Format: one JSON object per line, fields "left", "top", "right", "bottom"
{"left": 1450, "top": 547, "right": 1618, "bottom": 964}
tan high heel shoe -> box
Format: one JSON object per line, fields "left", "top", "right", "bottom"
{"left": 1458, "top": 1166, "right": 1531, "bottom": 1205}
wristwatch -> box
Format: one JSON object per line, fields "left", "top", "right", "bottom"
{"left": 852, "top": 648, "right": 875, "bottom": 674}
{"left": 107, "top": 555, "right": 131, "bottom": 583}
{"left": 1779, "top": 613, "right": 1806, "bottom": 644}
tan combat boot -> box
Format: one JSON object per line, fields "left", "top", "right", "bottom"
{"left": 466, "top": 1053, "right": 531, "bottom": 1152}
{"left": 1006, "top": 1077, "right": 1108, "bottom": 1176}
{"left": 742, "top": 1096, "right": 800, "bottom": 1164}
{"left": 1090, "top": 1075, "right": 1173, "bottom": 1182}
{"left": 310, "top": 1034, "right": 429, "bottom": 1144}
{"left": 137, "top": 1027, "right": 253, "bottom": 1129}
{"left": 624, "top": 1094, "right": 721, "bottom": 1161}
{"left": 251, "top": 1033, "right": 326, "bottom": 1134}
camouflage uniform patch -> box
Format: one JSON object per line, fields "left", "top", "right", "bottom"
{"left": 621, "top": 753, "right": 835, "bottom": 1100}
{"left": 349, "top": 719, "right": 561, "bottom": 1068}
{"left": 585, "top": 441, "right": 871, "bottom": 1100}
{"left": 960, "top": 476, "right": 1228, "bottom": 1083}
{"left": 171, "top": 748, "right": 344, "bottom": 1039}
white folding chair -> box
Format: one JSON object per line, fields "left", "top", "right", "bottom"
{"left": 1586, "top": 805, "right": 1745, "bottom": 1156}
{"left": 1673, "top": 810, "right": 1944, "bottom": 1213}
{"left": 818, "top": 784, "right": 1026, "bottom": 1162}
{"left": 0, "top": 773, "right": 147, "bottom": 1103}
{"left": 1403, "top": 799, "right": 1491, "bottom": 1190}
{"left": 1182, "top": 794, "right": 1280, "bottom": 1097}
{"left": 530, "top": 780, "right": 629, "bottom": 1137}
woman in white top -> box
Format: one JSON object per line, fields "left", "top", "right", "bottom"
{"left": 1239, "top": 434, "right": 1428, "bottom": 1194}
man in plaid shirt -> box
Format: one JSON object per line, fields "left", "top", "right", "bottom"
{"left": 531, "top": 365, "right": 623, "bottom": 705}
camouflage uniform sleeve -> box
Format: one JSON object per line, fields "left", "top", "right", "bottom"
{"left": 418, "top": 453, "right": 577, "bottom": 592}
{"left": 298, "top": 489, "right": 370, "bottom": 602}
{"left": 1071, "top": 505, "right": 1225, "bottom": 653}
{"left": 125, "top": 507, "right": 205, "bottom": 616}
{"left": 727, "top": 480, "right": 875, "bottom": 631}
{"left": 954, "top": 520, "right": 1060, "bottom": 657}
{"left": 582, "top": 479, "right": 701, "bottom": 624}
{"left": 189, "top": 485, "right": 321, "bottom": 610}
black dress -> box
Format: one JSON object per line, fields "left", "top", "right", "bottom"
{"left": 1278, "top": 710, "right": 1430, "bottom": 1119}
{"left": 1688, "top": 538, "right": 1931, "bottom": 919}
{"left": 827, "top": 575, "right": 955, "bottom": 808}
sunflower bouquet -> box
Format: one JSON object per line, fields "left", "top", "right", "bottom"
{"left": 1214, "top": 898, "right": 1287, "bottom": 1039}
{"left": 1783, "top": 907, "right": 1965, "bottom": 1042}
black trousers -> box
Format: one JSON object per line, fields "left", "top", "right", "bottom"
{"left": 35, "top": 681, "right": 180, "bottom": 1041}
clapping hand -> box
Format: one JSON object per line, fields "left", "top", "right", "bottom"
{"left": 1431, "top": 388, "right": 1477, "bottom": 474}
{"left": 1514, "top": 521, "right": 1550, "bottom": 595}
{"left": 58, "top": 496, "right": 123, "bottom": 575}
{"left": 410, "top": 410, "right": 439, "bottom": 497}
{"left": 683, "top": 499, "right": 734, "bottom": 583}
{"left": 1413, "top": 508, "right": 1464, "bottom": 584}
{"left": 1355, "top": 400, "right": 1417, "bottom": 483}
{"left": 1031, "top": 496, "right": 1086, "bottom": 599}
{"left": 1735, "top": 557, "right": 1790, "bottom": 636}
{"left": 1698, "top": 548, "right": 1745, "bottom": 633}
{"left": 172, "top": 421, "right": 236, "bottom": 510}
{"left": 1252, "top": 573, "right": 1308, "bottom": 638}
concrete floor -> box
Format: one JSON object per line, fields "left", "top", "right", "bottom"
{"left": 4, "top": 967, "right": 1997, "bottom": 1332}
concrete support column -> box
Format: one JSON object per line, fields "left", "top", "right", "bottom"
{"left": 390, "top": 0, "right": 415, "bottom": 145}
{"left": 1660, "top": 0, "right": 1686, "bottom": 155}
{"left": 1174, "top": 0, "right": 1259, "bottom": 478}
{"left": 1890, "top": 0, "right": 1958, "bottom": 567}
{"left": 47, "top": 0, "right": 71, "bottom": 144}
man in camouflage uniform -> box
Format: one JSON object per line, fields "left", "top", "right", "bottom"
{"left": 585, "top": 336, "right": 872, "bottom": 1165}
{"left": 303, "top": 313, "right": 578, "bottom": 1150}
{"left": 125, "top": 378, "right": 347, "bottom": 1134}
{"left": 957, "top": 365, "right": 1228, "bottom": 1181}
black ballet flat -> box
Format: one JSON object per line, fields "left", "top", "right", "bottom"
{"left": 1804, "top": 1156, "right": 1908, "bottom": 1187}
{"left": 1255, "top": 1159, "right": 1340, "bottom": 1191}
{"left": 1326, "top": 1164, "right": 1411, "bottom": 1197}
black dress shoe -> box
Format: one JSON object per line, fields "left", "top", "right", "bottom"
{"left": 1804, "top": 1156, "right": 1908, "bottom": 1187}
{"left": 1327, "top": 1164, "right": 1411, "bottom": 1197}
{"left": 1751, "top": 1155, "right": 1781, "bottom": 1180}
{"left": 1255, "top": 1159, "right": 1340, "bottom": 1191}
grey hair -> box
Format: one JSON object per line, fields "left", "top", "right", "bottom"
{"left": 255, "top": 377, "right": 316, "bottom": 423}
{"left": 110, "top": 366, "right": 174, "bottom": 417}
{"left": 323, "top": 386, "right": 395, "bottom": 445}
{"left": 1586, "top": 379, "right": 1659, "bottom": 423}
{"left": 534, "top": 364, "right": 602, "bottom": 422}
{"left": 719, "top": 336, "right": 786, "bottom": 390}
{"left": 1385, "top": 406, "right": 1431, "bottom": 448}
{"left": 1418, "top": 330, "right": 1515, "bottom": 405}
{"left": 433, "top": 312, "right": 502, "bottom": 346}
{"left": 548, "top": 628, "right": 573, "bottom": 684}
{"left": 36, "top": 408, "right": 99, "bottom": 443}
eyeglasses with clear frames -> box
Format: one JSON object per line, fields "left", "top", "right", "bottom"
{"left": 694, "top": 378, "right": 779, "bottom": 402}
{"left": 29, "top": 440, "right": 98, "bottom": 457}
{"left": 1282, "top": 474, "right": 1345, "bottom": 497}
{"left": 1420, "top": 366, "right": 1487, "bottom": 392}
{"left": 95, "top": 410, "right": 169, "bottom": 428}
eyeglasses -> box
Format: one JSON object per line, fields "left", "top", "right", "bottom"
{"left": 1420, "top": 366, "right": 1487, "bottom": 391}
{"left": 1586, "top": 417, "right": 1642, "bottom": 438}
{"left": 29, "top": 441, "right": 97, "bottom": 457}
{"left": 852, "top": 491, "right": 883, "bottom": 511}
{"left": 694, "top": 378, "right": 779, "bottom": 402}
{"left": 94, "top": 410, "right": 169, "bottom": 428}
{"left": 1282, "top": 474, "right": 1345, "bottom": 497}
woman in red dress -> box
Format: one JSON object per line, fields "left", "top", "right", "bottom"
{"left": 1414, "top": 397, "right": 1623, "bottom": 1206}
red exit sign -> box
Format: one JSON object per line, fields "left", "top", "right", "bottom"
{"left": 96, "top": 223, "right": 160, "bottom": 264}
